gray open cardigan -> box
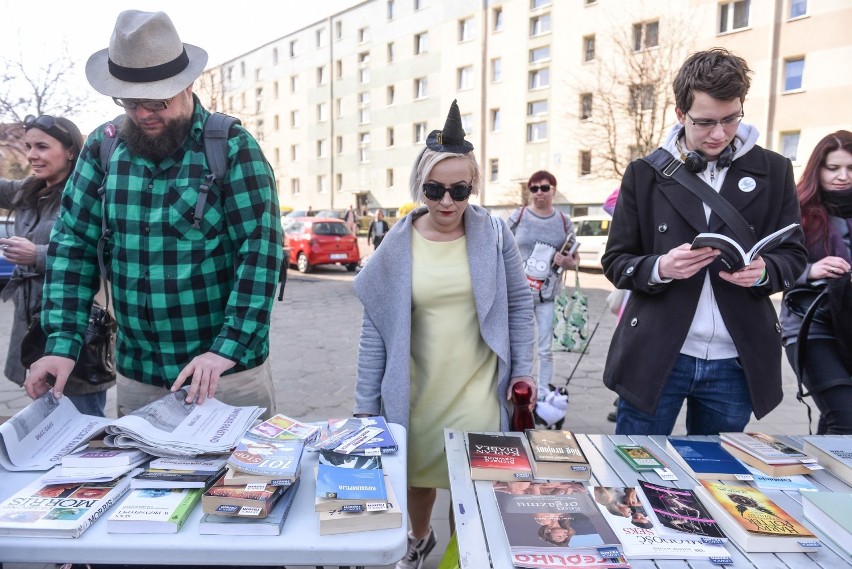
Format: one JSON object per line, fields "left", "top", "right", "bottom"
{"left": 353, "top": 204, "right": 535, "bottom": 431}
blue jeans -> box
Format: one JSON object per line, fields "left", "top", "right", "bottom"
{"left": 615, "top": 354, "right": 752, "bottom": 435}
{"left": 66, "top": 391, "right": 108, "bottom": 417}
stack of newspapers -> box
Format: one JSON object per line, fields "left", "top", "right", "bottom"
{"left": 0, "top": 391, "right": 265, "bottom": 471}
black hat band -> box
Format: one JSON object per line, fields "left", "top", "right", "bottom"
{"left": 108, "top": 48, "right": 189, "bottom": 83}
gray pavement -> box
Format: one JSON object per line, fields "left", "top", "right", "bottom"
{"left": 0, "top": 243, "right": 814, "bottom": 569}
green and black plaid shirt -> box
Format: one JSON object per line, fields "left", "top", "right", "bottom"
{"left": 43, "top": 98, "right": 282, "bottom": 386}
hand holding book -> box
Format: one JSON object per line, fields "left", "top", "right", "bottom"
{"left": 691, "top": 222, "right": 799, "bottom": 272}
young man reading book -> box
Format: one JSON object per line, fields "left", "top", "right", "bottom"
{"left": 602, "top": 48, "right": 807, "bottom": 436}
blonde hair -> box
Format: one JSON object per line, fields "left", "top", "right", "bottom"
{"left": 408, "top": 148, "right": 481, "bottom": 202}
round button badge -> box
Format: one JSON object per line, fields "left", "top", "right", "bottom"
{"left": 738, "top": 177, "right": 757, "bottom": 192}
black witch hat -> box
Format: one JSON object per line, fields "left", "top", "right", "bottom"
{"left": 425, "top": 99, "right": 474, "bottom": 154}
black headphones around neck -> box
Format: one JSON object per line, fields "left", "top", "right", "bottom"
{"left": 677, "top": 127, "right": 735, "bottom": 173}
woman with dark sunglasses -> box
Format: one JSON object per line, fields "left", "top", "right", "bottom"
{"left": 352, "top": 101, "right": 534, "bottom": 569}
{"left": 0, "top": 115, "right": 113, "bottom": 416}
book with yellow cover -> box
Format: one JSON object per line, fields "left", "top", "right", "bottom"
{"left": 694, "top": 481, "right": 820, "bottom": 552}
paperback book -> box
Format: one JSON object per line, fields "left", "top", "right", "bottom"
{"left": 613, "top": 445, "right": 665, "bottom": 472}
{"left": 0, "top": 470, "right": 139, "bottom": 538}
{"left": 524, "top": 430, "right": 591, "bottom": 481}
{"left": 491, "top": 482, "right": 625, "bottom": 568}
{"left": 744, "top": 466, "right": 817, "bottom": 492}
{"left": 223, "top": 466, "right": 298, "bottom": 488}
{"left": 226, "top": 437, "right": 303, "bottom": 485}
{"left": 147, "top": 457, "right": 228, "bottom": 472}
{"left": 466, "top": 432, "right": 533, "bottom": 482}
{"left": 61, "top": 448, "right": 149, "bottom": 468}
{"left": 694, "top": 481, "right": 820, "bottom": 552}
{"left": 691, "top": 222, "right": 799, "bottom": 271}
{"left": 130, "top": 463, "right": 226, "bottom": 489}
{"left": 246, "top": 413, "right": 321, "bottom": 443}
{"left": 719, "top": 432, "right": 816, "bottom": 465}
{"left": 198, "top": 479, "right": 300, "bottom": 535}
{"left": 325, "top": 416, "right": 399, "bottom": 455}
{"left": 592, "top": 485, "right": 731, "bottom": 561}
{"left": 801, "top": 492, "right": 852, "bottom": 555}
{"left": 721, "top": 443, "right": 814, "bottom": 477}
{"left": 637, "top": 480, "right": 726, "bottom": 540}
{"left": 802, "top": 436, "right": 852, "bottom": 485}
{"left": 318, "top": 475, "right": 402, "bottom": 535}
{"left": 665, "top": 438, "right": 752, "bottom": 481}
{"left": 315, "top": 451, "right": 387, "bottom": 512}
{"left": 202, "top": 473, "right": 285, "bottom": 518}
{"left": 107, "top": 487, "right": 203, "bottom": 533}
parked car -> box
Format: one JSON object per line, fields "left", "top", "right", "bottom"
{"left": 284, "top": 217, "right": 360, "bottom": 273}
{"left": 0, "top": 217, "right": 14, "bottom": 285}
{"left": 285, "top": 209, "right": 316, "bottom": 218}
{"left": 313, "top": 209, "right": 346, "bottom": 220}
{"left": 572, "top": 214, "right": 612, "bottom": 270}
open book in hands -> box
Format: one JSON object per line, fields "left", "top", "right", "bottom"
{"left": 691, "top": 222, "right": 799, "bottom": 271}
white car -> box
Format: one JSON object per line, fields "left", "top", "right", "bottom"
{"left": 572, "top": 214, "right": 612, "bottom": 269}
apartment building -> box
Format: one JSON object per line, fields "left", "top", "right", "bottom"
{"left": 199, "top": 0, "right": 852, "bottom": 216}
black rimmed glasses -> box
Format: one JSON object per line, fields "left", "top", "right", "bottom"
{"left": 23, "top": 114, "right": 73, "bottom": 147}
{"left": 529, "top": 184, "right": 552, "bottom": 193}
{"left": 112, "top": 97, "right": 173, "bottom": 111}
{"left": 422, "top": 181, "right": 473, "bottom": 202}
{"left": 685, "top": 108, "right": 744, "bottom": 131}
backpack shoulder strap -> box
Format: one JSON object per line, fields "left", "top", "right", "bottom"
{"left": 99, "top": 115, "right": 125, "bottom": 173}
{"left": 508, "top": 206, "right": 525, "bottom": 232}
{"left": 490, "top": 214, "right": 504, "bottom": 252}
{"left": 193, "top": 112, "right": 240, "bottom": 229}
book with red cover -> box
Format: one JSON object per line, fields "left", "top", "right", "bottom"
{"left": 465, "top": 432, "right": 532, "bottom": 482}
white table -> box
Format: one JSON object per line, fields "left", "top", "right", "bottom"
{"left": 444, "top": 430, "right": 852, "bottom": 569}
{"left": 0, "top": 423, "right": 407, "bottom": 568}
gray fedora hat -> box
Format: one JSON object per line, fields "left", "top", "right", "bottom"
{"left": 85, "top": 10, "right": 208, "bottom": 99}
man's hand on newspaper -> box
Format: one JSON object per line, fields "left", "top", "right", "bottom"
{"left": 172, "top": 352, "right": 236, "bottom": 405}
{"left": 23, "top": 356, "right": 76, "bottom": 401}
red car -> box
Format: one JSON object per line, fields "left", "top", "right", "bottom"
{"left": 285, "top": 217, "right": 360, "bottom": 273}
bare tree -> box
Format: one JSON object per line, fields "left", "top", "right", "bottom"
{"left": 0, "top": 43, "right": 93, "bottom": 175}
{"left": 574, "top": 8, "right": 698, "bottom": 179}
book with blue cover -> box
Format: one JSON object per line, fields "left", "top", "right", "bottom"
{"left": 318, "top": 417, "right": 399, "bottom": 455}
{"left": 665, "top": 438, "right": 752, "bottom": 481}
{"left": 226, "top": 437, "right": 303, "bottom": 482}
{"left": 314, "top": 451, "right": 387, "bottom": 512}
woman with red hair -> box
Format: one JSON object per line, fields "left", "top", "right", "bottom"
{"left": 780, "top": 130, "right": 852, "bottom": 434}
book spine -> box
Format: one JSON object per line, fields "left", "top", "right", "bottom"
{"left": 78, "top": 482, "right": 131, "bottom": 537}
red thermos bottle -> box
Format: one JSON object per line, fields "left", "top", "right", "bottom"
{"left": 511, "top": 383, "right": 535, "bottom": 432}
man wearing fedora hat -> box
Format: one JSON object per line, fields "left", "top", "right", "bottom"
{"left": 24, "top": 10, "right": 282, "bottom": 417}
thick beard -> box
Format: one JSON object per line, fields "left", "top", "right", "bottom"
{"left": 120, "top": 115, "right": 192, "bottom": 163}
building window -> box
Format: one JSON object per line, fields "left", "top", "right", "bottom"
{"left": 529, "top": 68, "right": 550, "bottom": 90}
{"left": 335, "top": 98, "right": 342, "bottom": 117}
{"left": 531, "top": 0, "right": 552, "bottom": 7}
{"left": 387, "top": 85, "right": 395, "bottom": 105}
{"left": 415, "top": 32, "right": 429, "bottom": 54}
{"left": 336, "top": 60, "right": 343, "bottom": 78}
{"left": 414, "top": 122, "right": 428, "bottom": 143}
{"left": 272, "top": 48, "right": 278, "bottom": 65}
{"left": 290, "top": 75, "right": 298, "bottom": 93}
{"left": 633, "top": 20, "right": 659, "bottom": 51}
{"left": 317, "top": 139, "right": 327, "bottom": 158}
{"left": 359, "top": 27, "right": 370, "bottom": 43}
{"left": 274, "top": 114, "right": 280, "bottom": 130}
{"left": 336, "top": 173, "right": 343, "bottom": 192}
{"left": 274, "top": 148, "right": 280, "bottom": 164}
{"left": 491, "top": 58, "right": 502, "bottom": 82}
{"left": 358, "top": 92, "right": 371, "bottom": 105}
{"left": 387, "top": 127, "right": 395, "bottom": 147}
{"left": 289, "top": 40, "right": 298, "bottom": 57}
{"left": 529, "top": 46, "right": 551, "bottom": 63}
{"left": 359, "top": 68, "right": 370, "bottom": 84}
{"left": 580, "top": 93, "right": 593, "bottom": 119}
{"left": 240, "top": 93, "right": 246, "bottom": 110}
{"left": 528, "top": 100, "right": 548, "bottom": 116}
{"left": 784, "top": 58, "right": 804, "bottom": 91}
{"left": 359, "top": 108, "right": 370, "bottom": 124}
{"left": 530, "top": 14, "right": 551, "bottom": 37}
{"left": 580, "top": 151, "right": 592, "bottom": 175}
{"left": 240, "top": 61, "right": 246, "bottom": 78}
{"left": 414, "top": 77, "right": 428, "bottom": 99}
{"left": 461, "top": 113, "right": 473, "bottom": 135}
{"left": 719, "top": 0, "right": 750, "bottom": 33}
{"left": 629, "top": 84, "right": 654, "bottom": 112}
{"left": 317, "top": 102, "right": 328, "bottom": 122}
{"left": 290, "top": 110, "right": 300, "bottom": 127}
{"left": 781, "top": 132, "right": 800, "bottom": 161}
{"left": 387, "top": 42, "right": 395, "bottom": 62}
{"left": 387, "top": 0, "right": 396, "bottom": 20}
{"left": 789, "top": 0, "right": 807, "bottom": 18}
{"left": 458, "top": 65, "right": 474, "bottom": 90}
{"left": 527, "top": 122, "right": 548, "bottom": 142}
{"left": 387, "top": 168, "right": 394, "bottom": 187}
{"left": 336, "top": 136, "right": 343, "bottom": 155}
{"left": 489, "top": 159, "right": 499, "bottom": 181}
{"left": 583, "top": 35, "right": 596, "bottom": 62}
{"left": 490, "top": 108, "right": 501, "bottom": 131}
{"left": 358, "top": 132, "right": 370, "bottom": 163}
{"left": 317, "top": 175, "right": 328, "bottom": 193}
{"left": 459, "top": 17, "right": 474, "bottom": 42}
{"left": 255, "top": 87, "right": 263, "bottom": 113}
{"left": 290, "top": 144, "right": 299, "bottom": 161}
{"left": 273, "top": 81, "right": 279, "bottom": 98}
{"left": 359, "top": 52, "right": 370, "bottom": 65}
{"left": 335, "top": 21, "right": 342, "bottom": 39}
{"left": 316, "top": 28, "right": 326, "bottom": 48}
{"left": 414, "top": 0, "right": 427, "bottom": 10}
{"left": 317, "top": 66, "right": 327, "bottom": 85}
{"left": 291, "top": 178, "right": 300, "bottom": 195}
{"left": 493, "top": 7, "right": 503, "bottom": 32}
{"left": 226, "top": 66, "right": 233, "bottom": 81}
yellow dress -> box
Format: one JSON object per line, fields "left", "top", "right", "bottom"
{"left": 408, "top": 230, "right": 499, "bottom": 489}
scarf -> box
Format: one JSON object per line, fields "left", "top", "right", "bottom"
{"left": 820, "top": 188, "right": 852, "bottom": 218}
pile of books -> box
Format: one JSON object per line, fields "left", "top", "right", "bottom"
{"left": 720, "top": 432, "right": 819, "bottom": 476}
{"left": 803, "top": 436, "right": 852, "bottom": 485}
{"left": 310, "top": 416, "right": 401, "bottom": 535}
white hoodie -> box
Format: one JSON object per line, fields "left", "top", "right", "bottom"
{"left": 654, "top": 121, "right": 760, "bottom": 360}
